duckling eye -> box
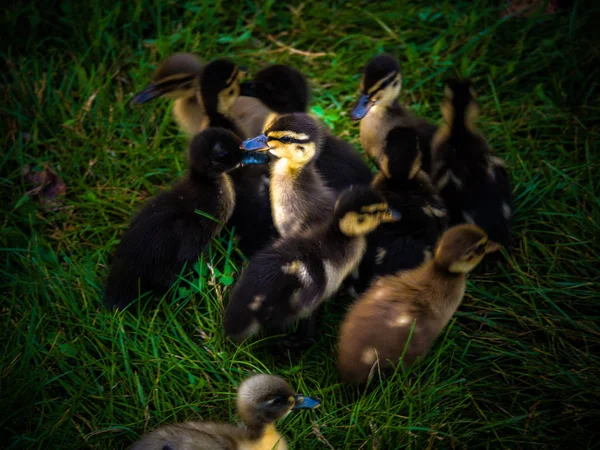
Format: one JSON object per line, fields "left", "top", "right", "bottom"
{"left": 228, "top": 88, "right": 234, "bottom": 96}
{"left": 357, "top": 216, "right": 365, "bottom": 224}
{"left": 280, "top": 136, "right": 292, "bottom": 144}
{"left": 270, "top": 395, "right": 286, "bottom": 405}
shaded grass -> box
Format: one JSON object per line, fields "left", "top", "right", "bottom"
{"left": 1, "top": 0, "right": 599, "bottom": 448}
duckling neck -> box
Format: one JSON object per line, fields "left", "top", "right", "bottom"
{"left": 205, "top": 108, "right": 246, "bottom": 139}
{"left": 244, "top": 423, "right": 287, "bottom": 450}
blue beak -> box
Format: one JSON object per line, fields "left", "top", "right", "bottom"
{"left": 131, "top": 84, "right": 163, "bottom": 104}
{"left": 292, "top": 394, "right": 321, "bottom": 410}
{"left": 240, "top": 152, "right": 271, "bottom": 166}
{"left": 350, "top": 94, "right": 373, "bottom": 121}
{"left": 241, "top": 134, "right": 269, "bottom": 152}
{"left": 386, "top": 209, "right": 402, "bottom": 222}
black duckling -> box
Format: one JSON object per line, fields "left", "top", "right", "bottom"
{"left": 351, "top": 126, "right": 448, "bottom": 294}
{"left": 223, "top": 185, "right": 400, "bottom": 346}
{"left": 241, "top": 113, "right": 336, "bottom": 237}
{"left": 103, "top": 128, "right": 267, "bottom": 310}
{"left": 350, "top": 54, "right": 437, "bottom": 173}
{"left": 338, "top": 224, "right": 500, "bottom": 384}
{"left": 130, "top": 374, "right": 320, "bottom": 450}
{"left": 430, "top": 79, "right": 512, "bottom": 247}
{"left": 133, "top": 55, "right": 276, "bottom": 258}
{"left": 234, "top": 63, "right": 311, "bottom": 137}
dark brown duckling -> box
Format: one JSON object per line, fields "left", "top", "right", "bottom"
{"left": 430, "top": 79, "right": 512, "bottom": 248}
{"left": 103, "top": 128, "right": 266, "bottom": 310}
{"left": 224, "top": 185, "right": 400, "bottom": 347}
{"left": 351, "top": 126, "right": 448, "bottom": 294}
{"left": 130, "top": 374, "right": 320, "bottom": 450}
{"left": 338, "top": 224, "right": 500, "bottom": 384}
{"left": 350, "top": 54, "right": 437, "bottom": 173}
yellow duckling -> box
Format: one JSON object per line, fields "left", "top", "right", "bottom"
{"left": 241, "top": 113, "right": 336, "bottom": 237}
{"left": 130, "top": 374, "right": 320, "bottom": 450}
{"left": 337, "top": 224, "right": 500, "bottom": 384}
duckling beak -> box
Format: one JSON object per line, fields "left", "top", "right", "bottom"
{"left": 350, "top": 94, "right": 373, "bottom": 120}
{"left": 241, "top": 134, "right": 270, "bottom": 152}
{"left": 485, "top": 241, "right": 502, "bottom": 254}
{"left": 292, "top": 394, "right": 321, "bottom": 410}
{"left": 240, "top": 151, "right": 271, "bottom": 166}
{"left": 383, "top": 209, "right": 402, "bottom": 222}
{"left": 239, "top": 81, "right": 257, "bottom": 97}
{"left": 131, "top": 84, "right": 164, "bottom": 104}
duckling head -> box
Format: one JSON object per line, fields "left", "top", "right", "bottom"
{"left": 240, "top": 113, "right": 322, "bottom": 168}
{"left": 131, "top": 53, "right": 203, "bottom": 104}
{"left": 434, "top": 224, "right": 501, "bottom": 273}
{"left": 351, "top": 54, "right": 402, "bottom": 120}
{"left": 380, "top": 126, "right": 422, "bottom": 180}
{"left": 335, "top": 185, "right": 401, "bottom": 237}
{"left": 200, "top": 59, "right": 246, "bottom": 117}
{"left": 241, "top": 64, "right": 310, "bottom": 113}
{"left": 237, "top": 374, "right": 321, "bottom": 429}
{"left": 188, "top": 127, "right": 269, "bottom": 177}
{"left": 442, "top": 78, "right": 479, "bottom": 129}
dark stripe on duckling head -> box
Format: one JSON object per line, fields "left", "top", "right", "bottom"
{"left": 131, "top": 74, "right": 197, "bottom": 104}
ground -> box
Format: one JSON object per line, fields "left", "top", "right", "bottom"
{"left": 1, "top": 1, "right": 599, "bottom": 449}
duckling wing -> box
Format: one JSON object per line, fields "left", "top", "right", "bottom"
{"left": 103, "top": 189, "right": 222, "bottom": 309}
{"left": 316, "top": 135, "right": 373, "bottom": 192}
{"left": 130, "top": 421, "right": 243, "bottom": 450}
{"left": 224, "top": 242, "right": 326, "bottom": 339}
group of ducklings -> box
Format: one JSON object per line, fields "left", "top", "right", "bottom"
{"left": 103, "top": 52, "right": 512, "bottom": 448}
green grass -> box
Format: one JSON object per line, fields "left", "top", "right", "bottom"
{"left": 2, "top": 0, "right": 599, "bottom": 448}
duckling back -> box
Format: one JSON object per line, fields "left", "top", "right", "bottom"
{"left": 431, "top": 79, "right": 512, "bottom": 247}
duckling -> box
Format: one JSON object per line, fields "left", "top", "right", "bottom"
{"left": 352, "top": 126, "right": 448, "bottom": 294}
{"left": 430, "top": 79, "right": 512, "bottom": 247}
{"left": 350, "top": 54, "right": 437, "bottom": 173}
{"left": 132, "top": 55, "right": 276, "bottom": 257}
{"left": 233, "top": 63, "right": 311, "bottom": 136}
{"left": 337, "top": 224, "right": 501, "bottom": 384}
{"left": 103, "top": 128, "right": 267, "bottom": 309}
{"left": 224, "top": 185, "right": 400, "bottom": 345}
{"left": 241, "top": 113, "right": 336, "bottom": 237}
{"left": 130, "top": 374, "right": 320, "bottom": 450}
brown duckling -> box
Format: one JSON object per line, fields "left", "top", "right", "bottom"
{"left": 431, "top": 79, "right": 512, "bottom": 247}
{"left": 350, "top": 126, "right": 448, "bottom": 294}
{"left": 350, "top": 54, "right": 437, "bottom": 173}
{"left": 224, "top": 185, "right": 400, "bottom": 347}
{"left": 130, "top": 374, "right": 320, "bottom": 450}
{"left": 102, "top": 128, "right": 267, "bottom": 310}
{"left": 337, "top": 224, "right": 500, "bottom": 384}
{"left": 241, "top": 113, "right": 336, "bottom": 237}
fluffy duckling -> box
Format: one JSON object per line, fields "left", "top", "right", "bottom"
{"left": 352, "top": 127, "right": 448, "bottom": 294}
{"left": 241, "top": 113, "right": 336, "bottom": 237}
{"left": 103, "top": 128, "right": 267, "bottom": 309}
{"left": 337, "top": 224, "right": 500, "bottom": 384}
{"left": 133, "top": 55, "right": 275, "bottom": 257}
{"left": 431, "top": 79, "right": 512, "bottom": 247}
{"left": 350, "top": 54, "right": 437, "bottom": 173}
{"left": 224, "top": 185, "right": 400, "bottom": 345}
{"left": 130, "top": 374, "right": 320, "bottom": 450}
{"left": 234, "top": 63, "right": 311, "bottom": 136}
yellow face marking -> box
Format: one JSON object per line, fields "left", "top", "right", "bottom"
{"left": 409, "top": 152, "right": 422, "bottom": 179}
{"left": 267, "top": 131, "right": 311, "bottom": 141}
{"left": 226, "top": 68, "right": 239, "bottom": 85}
{"left": 367, "top": 71, "right": 397, "bottom": 94}
{"left": 361, "top": 203, "right": 388, "bottom": 213}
